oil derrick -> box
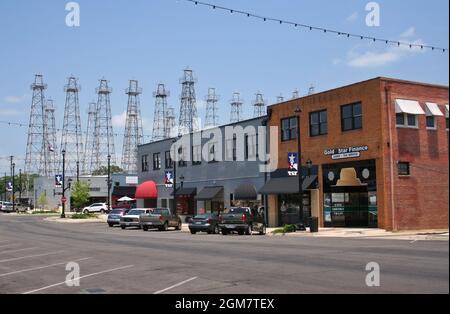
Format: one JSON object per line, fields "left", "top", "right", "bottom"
{"left": 230, "top": 92, "right": 244, "bottom": 123}
{"left": 178, "top": 69, "right": 199, "bottom": 135}
{"left": 122, "top": 80, "right": 143, "bottom": 174}
{"left": 166, "top": 107, "right": 177, "bottom": 139}
{"left": 90, "top": 79, "right": 116, "bottom": 172}
{"left": 277, "top": 95, "right": 285, "bottom": 103}
{"left": 25, "top": 74, "right": 48, "bottom": 176}
{"left": 152, "top": 83, "right": 169, "bottom": 142}
{"left": 292, "top": 89, "right": 300, "bottom": 99}
{"left": 253, "top": 92, "right": 266, "bottom": 118}
{"left": 204, "top": 88, "right": 219, "bottom": 129}
{"left": 308, "top": 84, "right": 316, "bottom": 95}
{"left": 60, "top": 76, "right": 83, "bottom": 176}
{"left": 44, "top": 99, "right": 57, "bottom": 176}
{"left": 83, "top": 102, "right": 97, "bottom": 174}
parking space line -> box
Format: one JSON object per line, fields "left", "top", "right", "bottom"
{"left": 0, "top": 251, "right": 65, "bottom": 263}
{"left": 0, "top": 247, "right": 36, "bottom": 255}
{"left": 0, "top": 257, "right": 92, "bottom": 277}
{"left": 22, "top": 265, "right": 134, "bottom": 294}
{"left": 153, "top": 277, "right": 198, "bottom": 295}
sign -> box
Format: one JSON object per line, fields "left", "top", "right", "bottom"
{"left": 61, "top": 196, "right": 67, "bottom": 204}
{"left": 125, "top": 176, "right": 138, "bottom": 185}
{"left": 55, "top": 174, "right": 63, "bottom": 188}
{"left": 164, "top": 171, "right": 174, "bottom": 188}
{"left": 6, "top": 181, "right": 13, "bottom": 192}
{"left": 324, "top": 146, "right": 369, "bottom": 160}
{"left": 288, "top": 153, "right": 299, "bottom": 177}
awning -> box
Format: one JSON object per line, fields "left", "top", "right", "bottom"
{"left": 195, "top": 186, "right": 223, "bottom": 201}
{"left": 112, "top": 186, "right": 136, "bottom": 197}
{"left": 171, "top": 187, "right": 197, "bottom": 196}
{"left": 234, "top": 183, "right": 257, "bottom": 200}
{"left": 259, "top": 175, "right": 318, "bottom": 195}
{"left": 135, "top": 181, "right": 158, "bottom": 199}
{"left": 395, "top": 99, "right": 425, "bottom": 115}
{"left": 425, "top": 102, "right": 444, "bottom": 116}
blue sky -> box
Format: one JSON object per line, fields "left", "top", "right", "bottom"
{"left": 0, "top": 0, "right": 448, "bottom": 173}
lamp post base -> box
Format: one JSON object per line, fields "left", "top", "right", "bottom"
{"left": 60, "top": 214, "right": 66, "bottom": 219}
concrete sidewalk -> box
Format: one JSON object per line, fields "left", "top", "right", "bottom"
{"left": 267, "top": 227, "right": 449, "bottom": 240}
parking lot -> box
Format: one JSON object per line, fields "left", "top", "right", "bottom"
{"left": 0, "top": 214, "right": 448, "bottom": 294}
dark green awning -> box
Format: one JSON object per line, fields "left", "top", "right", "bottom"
{"left": 259, "top": 175, "right": 318, "bottom": 195}
{"left": 195, "top": 186, "right": 224, "bottom": 200}
{"left": 171, "top": 187, "right": 197, "bottom": 196}
{"left": 234, "top": 183, "right": 257, "bottom": 200}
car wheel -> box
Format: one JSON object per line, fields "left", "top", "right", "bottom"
{"left": 190, "top": 230, "right": 197, "bottom": 235}
{"left": 238, "top": 230, "right": 245, "bottom": 236}
{"left": 83, "top": 209, "right": 89, "bottom": 214}
{"left": 259, "top": 225, "right": 267, "bottom": 236}
{"left": 108, "top": 223, "right": 114, "bottom": 228}
{"left": 222, "top": 229, "right": 228, "bottom": 236}
{"left": 143, "top": 226, "right": 149, "bottom": 232}
{"left": 161, "top": 222, "right": 168, "bottom": 232}
{"left": 175, "top": 220, "right": 182, "bottom": 231}
{"left": 214, "top": 225, "right": 220, "bottom": 234}
{"left": 100, "top": 209, "right": 105, "bottom": 214}
{"left": 121, "top": 225, "right": 126, "bottom": 230}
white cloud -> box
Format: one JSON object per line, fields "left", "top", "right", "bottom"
{"left": 401, "top": 27, "right": 416, "bottom": 38}
{"left": 347, "top": 51, "right": 401, "bottom": 67}
{"left": 3, "top": 95, "right": 27, "bottom": 104}
{"left": 112, "top": 111, "right": 127, "bottom": 129}
{"left": 346, "top": 12, "right": 359, "bottom": 22}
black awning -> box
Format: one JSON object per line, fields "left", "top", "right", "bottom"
{"left": 234, "top": 183, "right": 257, "bottom": 200}
{"left": 259, "top": 175, "right": 318, "bottom": 195}
{"left": 112, "top": 186, "right": 136, "bottom": 197}
{"left": 195, "top": 186, "right": 224, "bottom": 201}
{"left": 171, "top": 187, "right": 197, "bottom": 196}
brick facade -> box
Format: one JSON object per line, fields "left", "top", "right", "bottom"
{"left": 268, "top": 77, "right": 448, "bottom": 231}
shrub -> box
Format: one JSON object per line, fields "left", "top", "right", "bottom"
{"left": 71, "top": 213, "right": 97, "bottom": 220}
{"left": 271, "top": 224, "right": 297, "bottom": 235}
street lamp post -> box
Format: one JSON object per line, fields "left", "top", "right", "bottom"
{"left": 61, "top": 149, "right": 66, "bottom": 218}
{"left": 19, "top": 169, "right": 22, "bottom": 204}
{"left": 107, "top": 155, "right": 111, "bottom": 213}
{"left": 12, "top": 163, "right": 15, "bottom": 212}
{"left": 172, "top": 136, "right": 182, "bottom": 216}
{"left": 295, "top": 106, "right": 306, "bottom": 231}
{"left": 76, "top": 161, "right": 80, "bottom": 183}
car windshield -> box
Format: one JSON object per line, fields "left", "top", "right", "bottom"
{"left": 229, "top": 208, "right": 249, "bottom": 214}
{"left": 153, "top": 209, "right": 169, "bottom": 215}
{"left": 127, "top": 210, "right": 146, "bottom": 216}
{"left": 194, "top": 214, "right": 212, "bottom": 219}
{"left": 111, "top": 209, "right": 125, "bottom": 214}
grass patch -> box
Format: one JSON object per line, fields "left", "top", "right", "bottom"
{"left": 71, "top": 213, "right": 98, "bottom": 220}
{"left": 272, "top": 224, "right": 297, "bottom": 235}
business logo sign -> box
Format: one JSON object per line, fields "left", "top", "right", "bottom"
{"left": 324, "top": 146, "right": 369, "bottom": 160}
{"left": 125, "top": 176, "right": 138, "bottom": 185}
{"left": 6, "top": 181, "right": 13, "bottom": 192}
{"left": 288, "top": 153, "right": 299, "bottom": 176}
{"left": 55, "top": 174, "right": 63, "bottom": 188}
{"left": 164, "top": 171, "right": 174, "bottom": 188}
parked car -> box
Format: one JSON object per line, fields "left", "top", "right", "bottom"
{"left": 189, "top": 213, "right": 221, "bottom": 234}
{"left": 0, "top": 201, "right": 14, "bottom": 213}
{"left": 120, "top": 209, "right": 152, "bottom": 229}
{"left": 82, "top": 203, "right": 108, "bottom": 214}
{"left": 140, "top": 208, "right": 182, "bottom": 232}
{"left": 219, "top": 207, "right": 266, "bottom": 236}
{"left": 107, "top": 208, "right": 131, "bottom": 227}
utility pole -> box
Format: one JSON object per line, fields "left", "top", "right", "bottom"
{"left": 12, "top": 162, "right": 15, "bottom": 212}
{"left": 107, "top": 154, "right": 111, "bottom": 212}
{"left": 76, "top": 161, "right": 79, "bottom": 182}
{"left": 9, "top": 156, "right": 13, "bottom": 205}
{"left": 19, "top": 169, "right": 22, "bottom": 203}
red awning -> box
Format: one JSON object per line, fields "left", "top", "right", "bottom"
{"left": 135, "top": 181, "right": 158, "bottom": 199}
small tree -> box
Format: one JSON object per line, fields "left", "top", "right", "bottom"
{"left": 37, "top": 193, "right": 48, "bottom": 210}
{"left": 71, "top": 181, "right": 91, "bottom": 210}
{"left": 92, "top": 165, "right": 123, "bottom": 176}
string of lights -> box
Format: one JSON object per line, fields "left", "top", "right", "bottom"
{"left": 0, "top": 120, "right": 153, "bottom": 139}
{"left": 181, "top": 0, "right": 448, "bottom": 53}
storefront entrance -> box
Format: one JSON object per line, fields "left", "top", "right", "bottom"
{"left": 278, "top": 192, "right": 311, "bottom": 227}
{"left": 323, "top": 160, "right": 378, "bottom": 228}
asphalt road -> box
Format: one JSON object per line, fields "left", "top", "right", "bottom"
{"left": 0, "top": 214, "right": 448, "bottom": 294}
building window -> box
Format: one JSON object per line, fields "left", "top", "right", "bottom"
{"left": 310, "top": 110, "right": 328, "bottom": 137}
{"left": 398, "top": 162, "right": 410, "bottom": 176}
{"left": 396, "top": 113, "right": 418, "bottom": 128}
{"left": 153, "top": 153, "right": 161, "bottom": 170}
{"left": 141, "top": 155, "right": 149, "bottom": 172}
{"left": 165, "top": 151, "right": 173, "bottom": 169}
{"left": 245, "top": 134, "right": 257, "bottom": 160}
{"left": 281, "top": 117, "right": 297, "bottom": 142}
{"left": 208, "top": 142, "right": 218, "bottom": 163}
{"left": 192, "top": 145, "right": 202, "bottom": 166}
{"left": 426, "top": 116, "right": 436, "bottom": 129}
{"left": 341, "top": 102, "right": 362, "bottom": 131}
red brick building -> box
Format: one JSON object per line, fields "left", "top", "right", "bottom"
{"left": 261, "top": 77, "right": 448, "bottom": 231}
